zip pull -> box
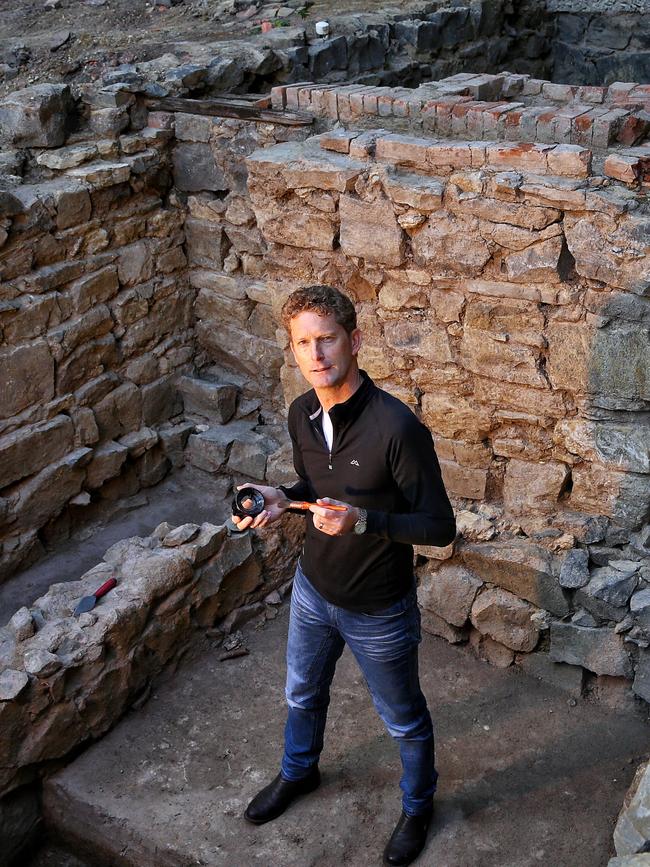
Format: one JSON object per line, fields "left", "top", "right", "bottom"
{"left": 328, "top": 451, "right": 332, "bottom": 470}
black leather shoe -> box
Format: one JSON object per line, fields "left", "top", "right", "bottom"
{"left": 244, "top": 767, "right": 321, "bottom": 825}
{"left": 383, "top": 808, "right": 433, "bottom": 866}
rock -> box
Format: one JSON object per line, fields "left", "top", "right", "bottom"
{"left": 184, "top": 218, "right": 229, "bottom": 269}
{"left": 0, "top": 341, "right": 54, "bottom": 420}
{"left": 455, "top": 511, "right": 495, "bottom": 542}
{"left": 503, "top": 460, "right": 570, "bottom": 516}
{"left": 555, "top": 418, "right": 650, "bottom": 475}
{"left": 23, "top": 648, "right": 62, "bottom": 678}
{"left": 187, "top": 422, "right": 254, "bottom": 474}
{"left": 119, "top": 427, "right": 158, "bottom": 459}
{"left": 570, "top": 464, "right": 649, "bottom": 531}
{"left": 550, "top": 623, "right": 632, "bottom": 677}
{"left": 0, "top": 84, "right": 73, "bottom": 148}
{"left": 470, "top": 588, "right": 540, "bottom": 652}
{"left": 177, "top": 376, "right": 238, "bottom": 423}
{"left": 227, "top": 439, "right": 268, "bottom": 480}
{"left": 412, "top": 212, "right": 491, "bottom": 275}
{"left": 180, "top": 524, "right": 227, "bottom": 566}
{"left": 632, "top": 649, "right": 650, "bottom": 703}
{"left": 572, "top": 608, "right": 598, "bottom": 627}
{"left": 417, "top": 563, "right": 482, "bottom": 627}
{"left": 559, "top": 549, "right": 590, "bottom": 589}
{"left": 0, "top": 415, "right": 73, "bottom": 490}
{"left": 461, "top": 541, "right": 569, "bottom": 616}
{"left": 586, "top": 567, "right": 639, "bottom": 607}
{"left": 86, "top": 441, "right": 129, "bottom": 489}
{"left": 504, "top": 236, "right": 564, "bottom": 283}
{"left": 384, "top": 315, "right": 452, "bottom": 363}
{"left": 420, "top": 608, "right": 468, "bottom": 643}
{"left": 173, "top": 143, "right": 226, "bottom": 192}
{"left": 630, "top": 589, "right": 650, "bottom": 631}
{"left": 8, "top": 607, "right": 34, "bottom": 641}
{"left": 469, "top": 629, "right": 515, "bottom": 668}
{"left": 158, "top": 421, "right": 194, "bottom": 468}
{"left": 141, "top": 378, "right": 179, "bottom": 427}
{"left": 162, "top": 524, "right": 201, "bottom": 547}
{"left": 49, "top": 30, "right": 71, "bottom": 51}
{"left": 613, "top": 760, "right": 650, "bottom": 857}
{"left": 308, "top": 36, "right": 348, "bottom": 77}
{"left": 0, "top": 669, "right": 29, "bottom": 700}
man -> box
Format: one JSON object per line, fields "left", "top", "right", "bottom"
{"left": 233, "top": 285, "right": 455, "bottom": 866}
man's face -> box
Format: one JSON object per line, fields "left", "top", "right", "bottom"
{"left": 289, "top": 310, "right": 361, "bottom": 392}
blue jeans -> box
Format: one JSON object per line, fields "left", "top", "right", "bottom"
{"left": 281, "top": 564, "right": 437, "bottom": 817}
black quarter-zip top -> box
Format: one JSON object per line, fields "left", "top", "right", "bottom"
{"left": 279, "top": 371, "right": 456, "bottom": 612}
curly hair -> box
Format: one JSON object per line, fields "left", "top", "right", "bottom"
{"left": 281, "top": 285, "right": 357, "bottom": 336}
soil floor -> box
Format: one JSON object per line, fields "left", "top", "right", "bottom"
{"left": 36, "top": 604, "right": 649, "bottom": 867}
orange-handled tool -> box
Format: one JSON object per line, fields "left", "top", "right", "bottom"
{"left": 281, "top": 500, "right": 347, "bottom": 512}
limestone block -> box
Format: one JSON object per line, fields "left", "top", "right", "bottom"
{"left": 417, "top": 562, "right": 482, "bottom": 627}
{"left": 141, "top": 377, "right": 179, "bottom": 427}
{"left": 157, "top": 421, "right": 194, "bottom": 468}
{"left": 381, "top": 169, "right": 444, "bottom": 213}
{"left": 469, "top": 629, "right": 515, "bottom": 668}
{"left": 246, "top": 141, "right": 363, "bottom": 194}
{"left": 412, "top": 213, "right": 491, "bottom": 275}
{"left": 473, "top": 377, "right": 567, "bottom": 420}
{"left": 470, "top": 587, "right": 539, "bottom": 652}
{"left": 0, "top": 341, "right": 54, "bottom": 419}
{"left": 9, "top": 448, "right": 91, "bottom": 533}
{"left": 550, "top": 622, "right": 632, "bottom": 677}
{"left": 86, "top": 441, "right": 129, "bottom": 490}
{"left": 564, "top": 212, "right": 650, "bottom": 296}
{"left": 545, "top": 321, "right": 591, "bottom": 394}
{"left": 420, "top": 608, "right": 468, "bottom": 643}
{"left": 174, "top": 113, "right": 213, "bottom": 143}
{"left": 173, "top": 143, "right": 226, "bottom": 192}
{"left": 184, "top": 217, "right": 230, "bottom": 269}
{"left": 194, "top": 286, "right": 253, "bottom": 327}
{"left": 455, "top": 511, "right": 495, "bottom": 542}
{"left": 224, "top": 225, "right": 266, "bottom": 256}
{"left": 375, "top": 134, "right": 432, "bottom": 171}
{"left": 461, "top": 540, "right": 569, "bottom": 616}
{"left": 421, "top": 392, "right": 491, "bottom": 443}
{"left": 449, "top": 193, "right": 562, "bottom": 231}
{"left": 570, "top": 464, "right": 649, "bottom": 530}
{"left": 196, "top": 320, "right": 283, "bottom": 381}
{"left": 177, "top": 376, "right": 237, "bottom": 424}
{"left": 555, "top": 418, "right": 650, "bottom": 474}
{"left": 428, "top": 289, "right": 464, "bottom": 322}
{"left": 227, "top": 439, "right": 268, "bottom": 481}
{"left": 559, "top": 549, "right": 590, "bottom": 589}
{"left": 47, "top": 305, "right": 113, "bottom": 359}
{"left": 117, "top": 241, "right": 154, "bottom": 287}
{"left": 479, "top": 220, "right": 563, "bottom": 254}
{"left": 459, "top": 329, "right": 546, "bottom": 388}
{"left": 339, "top": 194, "right": 404, "bottom": 266}
{"left": 67, "top": 161, "right": 130, "bottom": 189}
{"left": 134, "top": 446, "right": 170, "bottom": 488}
{"left": 36, "top": 144, "right": 97, "bottom": 170}
{"left": 0, "top": 415, "right": 73, "bottom": 490}
{"left": 0, "top": 84, "right": 73, "bottom": 147}
{"left": 384, "top": 316, "right": 452, "bottom": 362}
{"left": 589, "top": 324, "right": 650, "bottom": 405}
{"left": 464, "top": 297, "right": 545, "bottom": 347}
{"left": 504, "top": 236, "right": 564, "bottom": 283}
{"left": 118, "top": 427, "right": 158, "bottom": 458}
{"left": 94, "top": 383, "right": 142, "bottom": 439}
{"left": 503, "top": 459, "right": 570, "bottom": 516}
{"left": 186, "top": 422, "right": 254, "bottom": 473}
{"left": 67, "top": 266, "right": 120, "bottom": 315}
{"left": 439, "top": 460, "right": 488, "bottom": 500}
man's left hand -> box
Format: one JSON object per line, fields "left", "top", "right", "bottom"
{"left": 309, "top": 498, "right": 358, "bottom": 536}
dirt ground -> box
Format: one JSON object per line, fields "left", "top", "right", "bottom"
{"left": 0, "top": 0, "right": 400, "bottom": 97}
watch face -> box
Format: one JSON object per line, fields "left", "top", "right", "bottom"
{"left": 354, "top": 510, "right": 367, "bottom": 534}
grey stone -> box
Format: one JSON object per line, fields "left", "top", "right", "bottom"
{"left": 184, "top": 218, "right": 230, "bottom": 269}
{"left": 613, "top": 760, "right": 650, "bottom": 856}
{"left": 550, "top": 623, "right": 632, "bottom": 678}
{"left": 134, "top": 446, "right": 171, "bottom": 488}
{"left": 118, "top": 427, "right": 158, "bottom": 459}
{"left": 574, "top": 585, "right": 628, "bottom": 624}
{"left": 180, "top": 523, "right": 227, "bottom": 566}
{"left": 24, "top": 648, "right": 62, "bottom": 677}
{"left": 461, "top": 541, "right": 569, "bottom": 617}
{"left": 632, "top": 650, "right": 650, "bottom": 703}
{"left": 158, "top": 421, "right": 194, "bottom": 468}
{"left": 10, "top": 448, "right": 91, "bottom": 533}
{"left": 0, "top": 415, "right": 73, "bottom": 490}
{"left": 0, "top": 341, "right": 54, "bottom": 420}
{"left": 227, "top": 439, "right": 267, "bottom": 481}
{"left": 177, "top": 376, "right": 238, "bottom": 424}
{"left": 0, "top": 84, "right": 73, "bottom": 147}
{"left": 587, "top": 567, "right": 639, "bottom": 608}
{"left": 8, "top": 607, "right": 34, "bottom": 641}
{"left": 417, "top": 563, "right": 482, "bottom": 627}
{"left": 162, "top": 523, "right": 201, "bottom": 547}
{"left": 571, "top": 609, "right": 598, "bottom": 628}
{"left": 559, "top": 549, "right": 590, "bottom": 589}
{"left": 86, "top": 441, "right": 129, "bottom": 490}
{"left": 141, "top": 378, "right": 179, "bottom": 427}
{"left": 630, "top": 589, "right": 650, "bottom": 631}
{"left": 173, "top": 143, "right": 226, "bottom": 193}
{"left": 0, "top": 668, "right": 29, "bottom": 700}
{"left": 307, "top": 36, "right": 348, "bottom": 77}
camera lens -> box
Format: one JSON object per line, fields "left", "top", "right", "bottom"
{"left": 232, "top": 487, "right": 265, "bottom": 518}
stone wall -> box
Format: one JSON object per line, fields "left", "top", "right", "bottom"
{"left": 549, "top": 0, "right": 650, "bottom": 86}
{"left": 0, "top": 85, "right": 196, "bottom": 583}
{"left": 0, "top": 518, "right": 301, "bottom": 859}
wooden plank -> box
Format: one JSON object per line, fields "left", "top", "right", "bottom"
{"left": 144, "top": 96, "right": 313, "bottom": 126}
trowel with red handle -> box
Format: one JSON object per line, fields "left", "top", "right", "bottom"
{"left": 73, "top": 577, "right": 118, "bottom": 616}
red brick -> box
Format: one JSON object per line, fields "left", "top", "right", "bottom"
{"left": 285, "top": 81, "right": 313, "bottom": 109}
{"left": 486, "top": 142, "right": 552, "bottom": 173}
{"left": 427, "top": 142, "right": 472, "bottom": 171}
{"left": 270, "top": 86, "right": 287, "bottom": 109}
{"left": 616, "top": 112, "right": 650, "bottom": 146}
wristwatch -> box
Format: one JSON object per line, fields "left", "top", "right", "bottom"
{"left": 353, "top": 508, "right": 368, "bottom": 535}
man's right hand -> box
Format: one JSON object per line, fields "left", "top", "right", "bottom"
{"left": 231, "top": 484, "right": 287, "bottom": 531}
